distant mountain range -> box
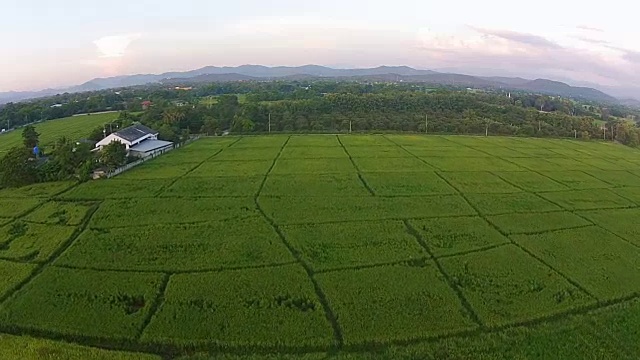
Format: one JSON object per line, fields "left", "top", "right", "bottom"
{"left": 0, "top": 65, "right": 630, "bottom": 105}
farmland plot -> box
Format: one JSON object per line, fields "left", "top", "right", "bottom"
{"left": 62, "top": 179, "right": 170, "bottom": 200}
{"left": 191, "top": 160, "right": 273, "bottom": 177}
{"left": 0, "top": 260, "right": 36, "bottom": 299}
{"left": 352, "top": 157, "right": 433, "bottom": 172}
{"left": 24, "top": 201, "right": 94, "bottom": 226}
{"left": 0, "top": 181, "right": 73, "bottom": 199}
{"left": 259, "top": 195, "right": 475, "bottom": 224}
{"left": 316, "top": 264, "right": 477, "bottom": 345}
{"left": 486, "top": 212, "right": 591, "bottom": 235}
{"left": 142, "top": 265, "right": 334, "bottom": 347}
{"left": 439, "top": 171, "right": 522, "bottom": 194}
{"left": 57, "top": 218, "right": 294, "bottom": 272}
{"left": 0, "top": 267, "right": 164, "bottom": 339}
{"left": 361, "top": 172, "right": 456, "bottom": 196}
{"left": 0, "top": 223, "right": 76, "bottom": 262}
{"left": 465, "top": 193, "right": 561, "bottom": 215}
{"left": 262, "top": 174, "right": 370, "bottom": 197}
{"left": 90, "top": 198, "right": 259, "bottom": 227}
{"left": 0, "top": 199, "right": 41, "bottom": 218}
{"left": 423, "top": 156, "right": 522, "bottom": 172}
{"left": 281, "top": 221, "right": 426, "bottom": 271}
{"left": 539, "top": 171, "right": 611, "bottom": 190}
{"left": 271, "top": 158, "right": 355, "bottom": 175}
{"left": 408, "top": 217, "right": 509, "bottom": 257}
{"left": 215, "top": 147, "right": 281, "bottom": 161}
{"left": 163, "top": 176, "right": 264, "bottom": 197}
{"left": 1, "top": 134, "right": 640, "bottom": 359}
{"left": 441, "top": 245, "right": 592, "bottom": 327}
{"left": 539, "top": 189, "right": 635, "bottom": 210}
{"left": 512, "top": 227, "right": 640, "bottom": 299}
{"left": 280, "top": 146, "right": 348, "bottom": 159}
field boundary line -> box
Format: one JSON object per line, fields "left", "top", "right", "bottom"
{"left": 0, "top": 201, "right": 102, "bottom": 306}
{"left": 84, "top": 215, "right": 263, "bottom": 230}
{"left": 255, "top": 136, "right": 344, "bottom": 351}
{"left": 494, "top": 172, "right": 640, "bottom": 252}
{"left": 571, "top": 156, "right": 630, "bottom": 172}
{"left": 0, "top": 289, "right": 638, "bottom": 357}
{"left": 573, "top": 214, "right": 640, "bottom": 251}
{"left": 434, "top": 242, "right": 511, "bottom": 260}
{"left": 402, "top": 220, "right": 484, "bottom": 328}
{"left": 51, "top": 260, "right": 300, "bottom": 275}
{"left": 433, "top": 168, "right": 599, "bottom": 304}
{"left": 482, "top": 173, "right": 601, "bottom": 300}
{"left": 491, "top": 223, "right": 595, "bottom": 237}
{"left": 255, "top": 136, "right": 290, "bottom": 197}
{"left": 382, "top": 135, "right": 454, "bottom": 176}
{"left": 48, "top": 181, "right": 85, "bottom": 199}
{"left": 594, "top": 186, "right": 640, "bottom": 207}
{"left": 137, "top": 273, "right": 171, "bottom": 341}
{"left": 313, "top": 257, "right": 432, "bottom": 275}
{"left": 336, "top": 135, "right": 376, "bottom": 196}
{"left": 154, "top": 137, "right": 243, "bottom": 196}
{"left": 256, "top": 205, "right": 344, "bottom": 351}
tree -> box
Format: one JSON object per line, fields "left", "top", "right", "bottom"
{"left": 46, "top": 137, "right": 94, "bottom": 180}
{"left": 22, "top": 125, "right": 39, "bottom": 149}
{"left": 157, "top": 124, "right": 178, "bottom": 142}
{"left": 0, "top": 147, "right": 39, "bottom": 188}
{"left": 100, "top": 142, "right": 127, "bottom": 170}
{"left": 162, "top": 108, "right": 186, "bottom": 125}
{"left": 200, "top": 117, "right": 221, "bottom": 135}
{"left": 88, "top": 126, "right": 107, "bottom": 142}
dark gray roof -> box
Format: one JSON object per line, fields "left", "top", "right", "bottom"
{"left": 113, "top": 124, "right": 158, "bottom": 142}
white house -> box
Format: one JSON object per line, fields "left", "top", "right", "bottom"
{"left": 95, "top": 124, "right": 173, "bottom": 158}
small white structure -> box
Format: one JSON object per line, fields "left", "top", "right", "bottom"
{"left": 95, "top": 124, "right": 173, "bottom": 158}
{"left": 129, "top": 139, "right": 174, "bottom": 158}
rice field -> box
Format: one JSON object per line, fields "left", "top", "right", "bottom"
{"left": 1, "top": 134, "right": 640, "bottom": 359}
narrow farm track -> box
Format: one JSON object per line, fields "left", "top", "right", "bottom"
{"left": 1, "top": 134, "right": 640, "bottom": 359}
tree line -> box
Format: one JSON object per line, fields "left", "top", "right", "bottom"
{"left": 2, "top": 81, "right": 639, "bottom": 131}
{"left": 129, "top": 91, "right": 631, "bottom": 143}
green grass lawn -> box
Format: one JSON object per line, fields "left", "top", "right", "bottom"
{"left": 0, "top": 112, "right": 118, "bottom": 155}
{"left": 1, "top": 134, "right": 640, "bottom": 359}
{"left": 199, "top": 94, "right": 248, "bottom": 107}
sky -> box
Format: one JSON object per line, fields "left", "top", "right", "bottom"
{"left": 1, "top": 0, "right": 639, "bottom": 94}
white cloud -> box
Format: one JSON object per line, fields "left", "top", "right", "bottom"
{"left": 93, "top": 34, "right": 141, "bottom": 58}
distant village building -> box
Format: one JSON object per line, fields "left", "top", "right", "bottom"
{"left": 95, "top": 124, "right": 173, "bottom": 158}
{"left": 141, "top": 101, "right": 153, "bottom": 110}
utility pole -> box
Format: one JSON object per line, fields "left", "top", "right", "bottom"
{"left": 538, "top": 121, "right": 541, "bottom": 132}
{"left": 349, "top": 120, "right": 352, "bottom": 134}
{"left": 574, "top": 129, "right": 577, "bottom": 139}
{"left": 603, "top": 127, "right": 607, "bottom": 140}
{"left": 268, "top": 113, "right": 271, "bottom": 133}
{"left": 611, "top": 126, "right": 614, "bottom": 141}
{"left": 425, "top": 114, "right": 428, "bottom": 134}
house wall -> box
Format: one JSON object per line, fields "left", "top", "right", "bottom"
{"left": 96, "top": 134, "right": 133, "bottom": 150}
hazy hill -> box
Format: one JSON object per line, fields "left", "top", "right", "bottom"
{"left": 0, "top": 65, "right": 622, "bottom": 104}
